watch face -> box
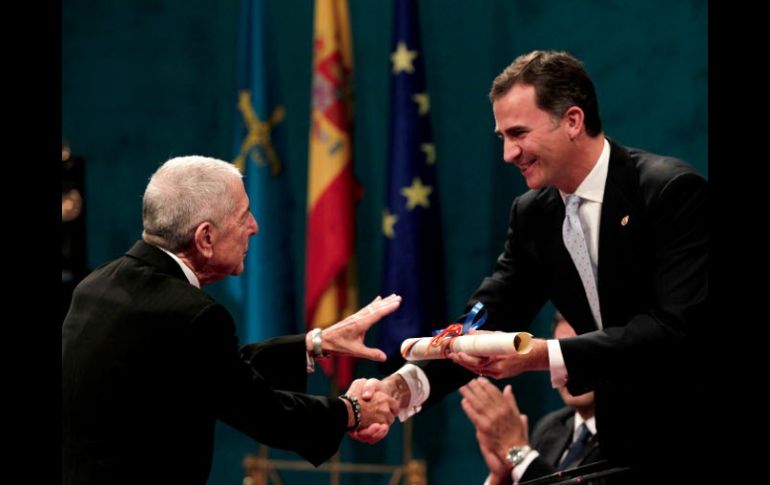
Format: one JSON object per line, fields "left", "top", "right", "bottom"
{"left": 507, "top": 446, "right": 531, "bottom": 466}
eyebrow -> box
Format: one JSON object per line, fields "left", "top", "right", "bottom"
{"left": 496, "top": 125, "right": 528, "bottom": 137}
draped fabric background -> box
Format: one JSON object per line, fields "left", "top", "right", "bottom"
{"left": 63, "top": 1, "right": 707, "bottom": 483}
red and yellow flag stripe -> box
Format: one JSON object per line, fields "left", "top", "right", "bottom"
{"left": 305, "top": 0, "right": 359, "bottom": 388}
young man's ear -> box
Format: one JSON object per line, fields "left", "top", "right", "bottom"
{"left": 193, "top": 221, "right": 215, "bottom": 258}
{"left": 563, "top": 106, "right": 585, "bottom": 140}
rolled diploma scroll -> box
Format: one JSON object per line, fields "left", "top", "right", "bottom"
{"left": 401, "top": 332, "right": 533, "bottom": 361}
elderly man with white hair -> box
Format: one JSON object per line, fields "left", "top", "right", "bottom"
{"left": 62, "top": 155, "right": 401, "bottom": 485}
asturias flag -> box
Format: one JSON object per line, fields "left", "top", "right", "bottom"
{"left": 229, "top": 0, "right": 296, "bottom": 343}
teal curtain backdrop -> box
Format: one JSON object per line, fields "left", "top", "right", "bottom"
{"left": 63, "top": 1, "right": 707, "bottom": 484}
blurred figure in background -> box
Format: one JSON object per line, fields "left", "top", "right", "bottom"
{"left": 461, "top": 313, "right": 606, "bottom": 485}
{"left": 61, "top": 139, "right": 88, "bottom": 321}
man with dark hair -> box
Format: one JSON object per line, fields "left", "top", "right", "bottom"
{"left": 354, "top": 50, "right": 708, "bottom": 481}
{"left": 62, "top": 155, "right": 401, "bottom": 484}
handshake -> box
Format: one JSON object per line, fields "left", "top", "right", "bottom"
{"left": 306, "top": 293, "right": 410, "bottom": 443}
{"left": 339, "top": 375, "right": 408, "bottom": 443}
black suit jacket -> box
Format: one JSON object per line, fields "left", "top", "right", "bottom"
{"left": 522, "top": 408, "right": 601, "bottom": 482}
{"left": 420, "top": 141, "right": 708, "bottom": 478}
{"left": 62, "top": 241, "right": 349, "bottom": 485}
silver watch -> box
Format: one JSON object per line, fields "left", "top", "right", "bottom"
{"left": 506, "top": 445, "right": 532, "bottom": 467}
{"left": 309, "top": 328, "right": 326, "bottom": 358}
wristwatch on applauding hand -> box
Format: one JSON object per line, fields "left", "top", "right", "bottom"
{"left": 506, "top": 445, "right": 532, "bottom": 467}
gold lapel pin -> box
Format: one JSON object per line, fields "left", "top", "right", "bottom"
{"left": 621, "top": 215, "right": 630, "bottom": 226}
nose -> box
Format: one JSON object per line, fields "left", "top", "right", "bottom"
{"left": 248, "top": 213, "right": 258, "bottom": 236}
{"left": 503, "top": 139, "right": 522, "bottom": 163}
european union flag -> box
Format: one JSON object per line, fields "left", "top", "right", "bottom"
{"left": 381, "top": 0, "right": 445, "bottom": 361}
{"left": 228, "top": 0, "right": 296, "bottom": 343}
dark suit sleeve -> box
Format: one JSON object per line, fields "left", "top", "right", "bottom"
{"left": 421, "top": 196, "right": 549, "bottom": 407}
{"left": 562, "top": 172, "right": 708, "bottom": 394}
{"left": 519, "top": 417, "right": 562, "bottom": 482}
{"left": 240, "top": 335, "right": 308, "bottom": 393}
{"left": 187, "top": 304, "right": 347, "bottom": 466}
{"left": 521, "top": 456, "right": 559, "bottom": 482}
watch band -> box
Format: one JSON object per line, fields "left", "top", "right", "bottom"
{"left": 309, "top": 328, "right": 327, "bottom": 358}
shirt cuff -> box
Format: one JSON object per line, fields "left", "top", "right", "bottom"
{"left": 306, "top": 351, "right": 315, "bottom": 374}
{"left": 547, "top": 339, "right": 568, "bottom": 388}
{"left": 395, "top": 363, "right": 430, "bottom": 421}
{"left": 512, "top": 450, "right": 540, "bottom": 484}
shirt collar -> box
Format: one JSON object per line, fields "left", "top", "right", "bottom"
{"left": 573, "top": 412, "right": 597, "bottom": 436}
{"left": 155, "top": 246, "right": 201, "bottom": 288}
{"left": 559, "top": 137, "right": 610, "bottom": 204}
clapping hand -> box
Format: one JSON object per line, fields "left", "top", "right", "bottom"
{"left": 460, "top": 377, "right": 529, "bottom": 481}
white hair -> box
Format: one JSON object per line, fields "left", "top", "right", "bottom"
{"left": 142, "top": 155, "right": 243, "bottom": 252}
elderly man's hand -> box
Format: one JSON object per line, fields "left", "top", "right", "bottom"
{"left": 343, "top": 378, "right": 399, "bottom": 439}
{"left": 312, "top": 294, "right": 402, "bottom": 361}
{"left": 346, "top": 374, "right": 411, "bottom": 444}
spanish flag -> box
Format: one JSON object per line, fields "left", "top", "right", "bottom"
{"left": 305, "top": 0, "right": 359, "bottom": 389}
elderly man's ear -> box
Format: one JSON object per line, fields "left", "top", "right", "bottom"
{"left": 193, "top": 222, "right": 215, "bottom": 258}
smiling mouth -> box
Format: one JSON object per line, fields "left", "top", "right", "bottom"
{"left": 518, "top": 158, "right": 537, "bottom": 172}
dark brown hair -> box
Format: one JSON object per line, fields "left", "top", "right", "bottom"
{"left": 489, "top": 50, "right": 602, "bottom": 137}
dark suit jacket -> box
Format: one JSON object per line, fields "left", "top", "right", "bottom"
{"left": 522, "top": 408, "right": 601, "bottom": 482}
{"left": 62, "top": 241, "right": 349, "bottom": 485}
{"left": 420, "top": 140, "right": 708, "bottom": 479}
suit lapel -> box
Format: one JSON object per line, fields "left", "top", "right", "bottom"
{"left": 580, "top": 433, "right": 602, "bottom": 466}
{"left": 597, "top": 141, "right": 644, "bottom": 327}
{"left": 540, "top": 410, "right": 574, "bottom": 466}
{"left": 550, "top": 413, "right": 601, "bottom": 468}
{"left": 531, "top": 141, "right": 648, "bottom": 333}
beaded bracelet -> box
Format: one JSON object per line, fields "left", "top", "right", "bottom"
{"left": 339, "top": 394, "right": 361, "bottom": 430}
